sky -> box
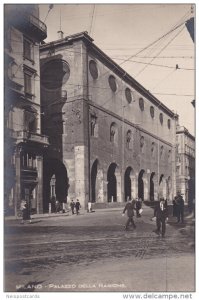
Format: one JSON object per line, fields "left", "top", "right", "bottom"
{"left": 39, "top": 3, "right": 195, "bottom": 136}
{"left": 1, "top": 3, "right": 195, "bottom": 192}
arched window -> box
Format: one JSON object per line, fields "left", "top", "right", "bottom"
{"left": 126, "top": 130, "right": 132, "bottom": 149}
{"left": 160, "top": 145, "right": 164, "bottom": 157}
{"left": 90, "top": 114, "right": 98, "bottom": 137}
{"left": 110, "top": 122, "right": 118, "bottom": 143}
{"left": 140, "top": 136, "right": 145, "bottom": 152}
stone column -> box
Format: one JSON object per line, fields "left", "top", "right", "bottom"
{"left": 131, "top": 174, "right": 137, "bottom": 200}
{"left": 74, "top": 145, "right": 89, "bottom": 209}
{"left": 116, "top": 171, "right": 122, "bottom": 202}
{"left": 36, "top": 155, "right": 43, "bottom": 214}
{"left": 96, "top": 169, "right": 104, "bottom": 203}
{"left": 13, "top": 147, "right": 22, "bottom": 217}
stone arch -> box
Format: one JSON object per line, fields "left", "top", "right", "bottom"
{"left": 107, "top": 163, "right": 121, "bottom": 202}
{"left": 124, "top": 166, "right": 136, "bottom": 201}
{"left": 43, "top": 158, "right": 69, "bottom": 212}
{"left": 150, "top": 172, "right": 156, "bottom": 201}
{"left": 159, "top": 174, "right": 167, "bottom": 199}
{"left": 138, "top": 169, "right": 147, "bottom": 201}
{"left": 91, "top": 159, "right": 104, "bottom": 203}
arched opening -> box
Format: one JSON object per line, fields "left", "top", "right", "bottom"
{"left": 167, "top": 176, "right": 172, "bottom": 201}
{"left": 91, "top": 159, "right": 98, "bottom": 203}
{"left": 124, "top": 167, "right": 132, "bottom": 201}
{"left": 107, "top": 163, "right": 117, "bottom": 202}
{"left": 150, "top": 172, "right": 155, "bottom": 201}
{"left": 159, "top": 174, "right": 166, "bottom": 199}
{"left": 43, "top": 159, "right": 69, "bottom": 213}
{"left": 138, "top": 169, "right": 145, "bottom": 201}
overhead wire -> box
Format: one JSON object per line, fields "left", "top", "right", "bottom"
{"left": 134, "top": 25, "right": 186, "bottom": 78}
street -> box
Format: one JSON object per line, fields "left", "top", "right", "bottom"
{"left": 4, "top": 205, "right": 195, "bottom": 292}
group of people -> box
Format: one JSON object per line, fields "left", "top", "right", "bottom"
{"left": 122, "top": 197, "right": 143, "bottom": 230}
{"left": 172, "top": 193, "right": 184, "bottom": 223}
{"left": 70, "top": 199, "right": 81, "bottom": 215}
{"left": 122, "top": 193, "right": 185, "bottom": 238}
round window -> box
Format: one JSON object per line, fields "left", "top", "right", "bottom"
{"left": 125, "top": 88, "right": 132, "bottom": 103}
{"left": 139, "top": 98, "right": 144, "bottom": 111}
{"left": 108, "top": 75, "right": 117, "bottom": 92}
{"left": 167, "top": 119, "right": 171, "bottom": 129}
{"left": 150, "top": 106, "right": 154, "bottom": 118}
{"left": 159, "top": 113, "right": 163, "bottom": 125}
{"left": 89, "top": 60, "right": 98, "bottom": 79}
{"left": 140, "top": 136, "right": 144, "bottom": 147}
{"left": 41, "top": 59, "right": 70, "bottom": 90}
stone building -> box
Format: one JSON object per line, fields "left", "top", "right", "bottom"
{"left": 176, "top": 125, "right": 195, "bottom": 205}
{"left": 4, "top": 4, "right": 49, "bottom": 216}
{"left": 40, "top": 31, "right": 178, "bottom": 211}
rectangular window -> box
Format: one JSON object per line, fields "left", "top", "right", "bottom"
{"left": 24, "top": 72, "right": 32, "bottom": 95}
{"left": 23, "top": 39, "right": 32, "bottom": 60}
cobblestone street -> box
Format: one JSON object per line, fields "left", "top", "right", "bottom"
{"left": 4, "top": 205, "right": 195, "bottom": 292}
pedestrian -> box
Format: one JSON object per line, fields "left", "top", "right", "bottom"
{"left": 55, "top": 200, "right": 60, "bottom": 213}
{"left": 176, "top": 193, "right": 184, "bottom": 223}
{"left": 135, "top": 198, "right": 142, "bottom": 218}
{"left": 70, "top": 199, "right": 75, "bottom": 215}
{"left": 20, "top": 199, "right": 32, "bottom": 224}
{"left": 75, "top": 199, "right": 81, "bottom": 215}
{"left": 87, "top": 201, "right": 92, "bottom": 213}
{"left": 172, "top": 196, "right": 178, "bottom": 217}
{"left": 153, "top": 198, "right": 168, "bottom": 238}
{"left": 122, "top": 198, "right": 136, "bottom": 230}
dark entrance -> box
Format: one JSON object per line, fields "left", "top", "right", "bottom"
{"left": 150, "top": 172, "right": 155, "bottom": 201}
{"left": 91, "top": 159, "right": 99, "bottom": 203}
{"left": 138, "top": 169, "right": 145, "bottom": 201}
{"left": 43, "top": 159, "right": 69, "bottom": 212}
{"left": 124, "top": 167, "right": 132, "bottom": 201}
{"left": 107, "top": 163, "right": 117, "bottom": 202}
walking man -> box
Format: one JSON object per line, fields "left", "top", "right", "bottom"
{"left": 154, "top": 198, "right": 168, "bottom": 238}
{"left": 122, "top": 198, "right": 136, "bottom": 230}
{"left": 75, "top": 199, "right": 81, "bottom": 215}
{"left": 70, "top": 199, "right": 75, "bottom": 215}
{"left": 135, "top": 198, "right": 142, "bottom": 218}
{"left": 176, "top": 193, "right": 184, "bottom": 223}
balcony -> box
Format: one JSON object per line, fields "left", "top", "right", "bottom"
{"left": 10, "top": 130, "right": 49, "bottom": 146}
{"left": 8, "top": 8, "right": 47, "bottom": 41}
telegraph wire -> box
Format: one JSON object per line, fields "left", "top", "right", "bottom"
{"left": 150, "top": 69, "right": 177, "bottom": 91}
{"left": 43, "top": 4, "right": 54, "bottom": 23}
{"left": 134, "top": 25, "right": 186, "bottom": 78}
{"left": 7, "top": 45, "right": 195, "bottom": 71}
{"left": 10, "top": 74, "right": 194, "bottom": 98}
{"left": 89, "top": 4, "right": 96, "bottom": 37}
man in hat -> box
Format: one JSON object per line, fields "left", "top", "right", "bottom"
{"left": 122, "top": 198, "right": 136, "bottom": 230}
{"left": 154, "top": 198, "right": 168, "bottom": 238}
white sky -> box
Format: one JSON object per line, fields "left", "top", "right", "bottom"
{"left": 39, "top": 3, "right": 195, "bottom": 136}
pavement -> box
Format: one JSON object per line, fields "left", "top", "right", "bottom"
{"left": 4, "top": 203, "right": 195, "bottom": 293}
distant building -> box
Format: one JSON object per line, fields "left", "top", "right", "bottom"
{"left": 176, "top": 125, "right": 195, "bottom": 204}
{"left": 40, "top": 31, "right": 178, "bottom": 211}
{"left": 4, "top": 4, "right": 49, "bottom": 216}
